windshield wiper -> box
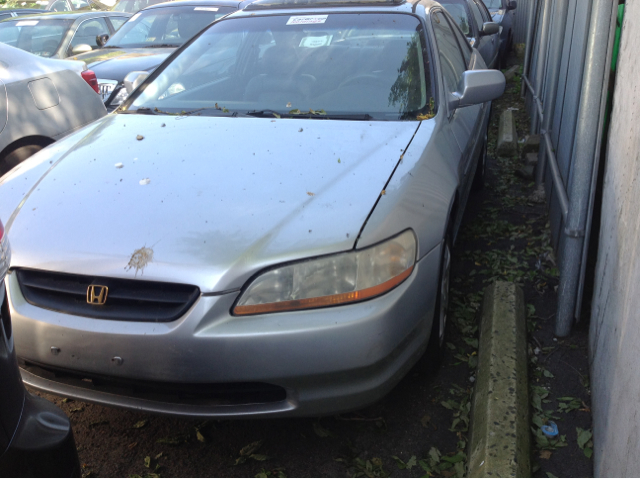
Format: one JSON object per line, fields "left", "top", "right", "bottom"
{"left": 246, "top": 110, "right": 373, "bottom": 121}
{"left": 143, "top": 43, "right": 180, "bottom": 48}
{"left": 245, "top": 109, "right": 287, "bottom": 118}
{"left": 100, "top": 45, "right": 121, "bottom": 49}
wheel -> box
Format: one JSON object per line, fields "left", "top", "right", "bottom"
{"left": 472, "top": 135, "right": 488, "bottom": 191}
{"left": 0, "top": 144, "right": 44, "bottom": 177}
{"left": 425, "top": 234, "right": 452, "bottom": 368}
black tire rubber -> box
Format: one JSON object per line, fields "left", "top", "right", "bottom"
{"left": 0, "top": 144, "right": 44, "bottom": 177}
{"left": 425, "top": 234, "right": 452, "bottom": 369}
{"left": 472, "top": 136, "right": 488, "bottom": 191}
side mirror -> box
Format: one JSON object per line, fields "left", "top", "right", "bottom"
{"left": 507, "top": 0, "right": 517, "bottom": 10}
{"left": 71, "top": 43, "right": 93, "bottom": 55}
{"left": 448, "top": 70, "right": 506, "bottom": 111}
{"left": 124, "top": 71, "right": 149, "bottom": 94}
{"left": 96, "top": 33, "right": 109, "bottom": 47}
{"left": 481, "top": 22, "right": 500, "bottom": 36}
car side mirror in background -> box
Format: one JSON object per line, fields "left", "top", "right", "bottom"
{"left": 71, "top": 43, "right": 93, "bottom": 55}
{"left": 507, "top": 0, "right": 517, "bottom": 10}
{"left": 96, "top": 34, "right": 109, "bottom": 47}
{"left": 481, "top": 22, "right": 500, "bottom": 36}
{"left": 124, "top": 71, "right": 149, "bottom": 94}
{"left": 448, "top": 70, "right": 506, "bottom": 111}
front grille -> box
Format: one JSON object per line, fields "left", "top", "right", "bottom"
{"left": 16, "top": 268, "right": 200, "bottom": 322}
{"left": 21, "top": 360, "right": 288, "bottom": 406}
{"left": 97, "top": 80, "right": 117, "bottom": 103}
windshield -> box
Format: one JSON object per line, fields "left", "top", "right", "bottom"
{"left": 0, "top": 18, "right": 73, "bottom": 56}
{"left": 0, "top": 1, "right": 48, "bottom": 9}
{"left": 106, "top": 5, "right": 235, "bottom": 48}
{"left": 126, "top": 13, "right": 433, "bottom": 121}
{"left": 440, "top": 1, "right": 472, "bottom": 37}
{"left": 482, "top": 0, "right": 502, "bottom": 9}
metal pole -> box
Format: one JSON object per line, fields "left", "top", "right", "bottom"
{"left": 555, "top": 0, "right": 616, "bottom": 337}
{"left": 521, "top": 0, "right": 538, "bottom": 97}
{"left": 530, "top": 0, "right": 553, "bottom": 134}
{"left": 574, "top": 0, "right": 620, "bottom": 322}
{"left": 535, "top": 0, "right": 570, "bottom": 187}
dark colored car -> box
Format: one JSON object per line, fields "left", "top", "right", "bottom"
{"left": 0, "top": 220, "right": 80, "bottom": 477}
{"left": 440, "top": 0, "right": 501, "bottom": 69}
{"left": 111, "top": 0, "right": 175, "bottom": 14}
{"left": 0, "top": 11, "right": 131, "bottom": 58}
{"left": 0, "top": 8, "right": 44, "bottom": 21}
{"left": 480, "top": 0, "right": 516, "bottom": 63}
{"left": 71, "top": 0, "right": 252, "bottom": 110}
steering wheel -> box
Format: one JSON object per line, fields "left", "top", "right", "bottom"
{"left": 338, "top": 74, "right": 387, "bottom": 89}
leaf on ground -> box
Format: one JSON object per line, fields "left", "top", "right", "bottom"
{"left": 132, "top": 419, "right": 148, "bottom": 429}
{"left": 240, "top": 440, "right": 264, "bottom": 457}
{"left": 88, "top": 419, "right": 109, "bottom": 428}
{"left": 543, "top": 369, "right": 555, "bottom": 378}
{"left": 313, "top": 422, "right": 332, "bottom": 438}
{"left": 539, "top": 450, "right": 552, "bottom": 459}
{"left": 196, "top": 430, "right": 206, "bottom": 443}
{"left": 576, "top": 428, "right": 593, "bottom": 449}
{"left": 420, "top": 414, "right": 432, "bottom": 428}
{"left": 442, "top": 453, "right": 465, "bottom": 464}
{"left": 250, "top": 454, "right": 269, "bottom": 461}
{"left": 428, "top": 447, "right": 441, "bottom": 467}
{"left": 546, "top": 473, "right": 558, "bottom": 478}
{"left": 144, "top": 456, "right": 151, "bottom": 468}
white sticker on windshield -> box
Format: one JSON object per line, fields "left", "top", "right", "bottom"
{"left": 129, "top": 12, "right": 141, "bottom": 21}
{"left": 15, "top": 20, "right": 38, "bottom": 26}
{"left": 194, "top": 6, "right": 218, "bottom": 10}
{"left": 286, "top": 15, "right": 328, "bottom": 25}
{"left": 299, "top": 34, "right": 332, "bottom": 48}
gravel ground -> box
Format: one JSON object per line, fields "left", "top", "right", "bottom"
{"left": 30, "top": 52, "right": 593, "bottom": 478}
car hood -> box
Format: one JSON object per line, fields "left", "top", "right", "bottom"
{"left": 1, "top": 114, "right": 419, "bottom": 292}
{"left": 70, "top": 48, "right": 174, "bottom": 81}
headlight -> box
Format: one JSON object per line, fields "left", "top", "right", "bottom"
{"left": 234, "top": 230, "right": 416, "bottom": 315}
{"left": 109, "top": 86, "right": 129, "bottom": 107}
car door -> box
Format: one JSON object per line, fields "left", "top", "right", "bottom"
{"left": 431, "top": 9, "right": 483, "bottom": 229}
{"left": 470, "top": 0, "right": 499, "bottom": 68}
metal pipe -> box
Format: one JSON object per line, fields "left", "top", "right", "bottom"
{"left": 521, "top": 0, "right": 538, "bottom": 97}
{"left": 574, "top": 0, "right": 620, "bottom": 322}
{"left": 522, "top": 76, "right": 544, "bottom": 119}
{"left": 543, "top": 131, "right": 569, "bottom": 221}
{"left": 535, "top": 0, "right": 570, "bottom": 187}
{"left": 555, "top": 0, "right": 616, "bottom": 337}
{"left": 530, "top": 0, "right": 553, "bottom": 134}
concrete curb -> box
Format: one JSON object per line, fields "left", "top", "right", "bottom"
{"left": 467, "top": 282, "right": 530, "bottom": 477}
{"left": 496, "top": 110, "right": 518, "bottom": 158}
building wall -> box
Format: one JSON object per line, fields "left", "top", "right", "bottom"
{"left": 590, "top": 3, "right": 640, "bottom": 476}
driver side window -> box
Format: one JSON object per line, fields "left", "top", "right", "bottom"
{"left": 432, "top": 11, "right": 467, "bottom": 96}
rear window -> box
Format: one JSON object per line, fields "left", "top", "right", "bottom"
{"left": 0, "top": 18, "right": 73, "bottom": 57}
{"left": 127, "top": 13, "right": 434, "bottom": 121}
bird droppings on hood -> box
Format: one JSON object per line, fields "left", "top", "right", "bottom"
{"left": 125, "top": 246, "right": 154, "bottom": 277}
{"left": 136, "top": 135, "right": 144, "bottom": 141}
{"left": 115, "top": 163, "right": 123, "bottom": 169}
{"left": 140, "top": 178, "right": 150, "bottom": 185}
{"left": 307, "top": 192, "right": 315, "bottom": 196}
{"left": 161, "top": 123, "right": 166, "bottom": 127}
{"left": 338, "top": 158, "right": 341, "bottom": 163}
{"left": 298, "top": 128, "right": 303, "bottom": 132}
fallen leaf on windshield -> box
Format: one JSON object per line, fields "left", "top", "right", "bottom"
{"left": 381, "top": 190, "right": 386, "bottom": 195}
{"left": 136, "top": 135, "right": 144, "bottom": 141}
{"left": 298, "top": 128, "right": 303, "bottom": 132}
{"left": 139, "top": 178, "right": 150, "bottom": 185}
{"left": 286, "top": 102, "right": 292, "bottom": 108}
{"left": 417, "top": 113, "right": 435, "bottom": 120}
{"left": 289, "top": 109, "right": 301, "bottom": 115}
{"left": 307, "top": 192, "right": 315, "bottom": 196}
{"left": 115, "top": 163, "right": 123, "bottom": 169}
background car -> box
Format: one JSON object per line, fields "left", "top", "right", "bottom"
{"left": 0, "top": 11, "right": 131, "bottom": 58}
{"left": 440, "top": 0, "right": 501, "bottom": 69}
{"left": 0, "top": 219, "right": 80, "bottom": 477}
{"left": 0, "top": 0, "right": 110, "bottom": 12}
{"left": 480, "top": 0, "right": 516, "bottom": 65}
{"left": 0, "top": 8, "right": 45, "bottom": 21}
{"left": 111, "top": 0, "right": 175, "bottom": 14}
{"left": 0, "top": 0, "right": 504, "bottom": 418}
{"left": 0, "top": 43, "right": 107, "bottom": 176}
{"left": 70, "top": 0, "right": 252, "bottom": 110}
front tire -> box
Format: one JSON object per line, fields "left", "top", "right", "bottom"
{"left": 425, "top": 235, "right": 452, "bottom": 368}
{"left": 472, "top": 136, "right": 488, "bottom": 191}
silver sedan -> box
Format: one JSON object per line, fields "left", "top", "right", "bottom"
{"left": 0, "top": 43, "right": 107, "bottom": 175}
{"left": 0, "top": 0, "right": 504, "bottom": 418}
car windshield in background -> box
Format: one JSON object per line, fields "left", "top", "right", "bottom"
{"left": 112, "top": 0, "right": 167, "bottom": 14}
{"left": 105, "top": 5, "right": 234, "bottom": 48}
{"left": 440, "top": 1, "right": 472, "bottom": 37}
{"left": 0, "top": 18, "right": 73, "bottom": 56}
{"left": 126, "top": 13, "right": 431, "bottom": 121}
{"left": 482, "top": 0, "right": 503, "bottom": 9}
{"left": 0, "top": 1, "right": 47, "bottom": 9}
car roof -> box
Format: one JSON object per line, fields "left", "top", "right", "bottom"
{"left": 239, "top": 0, "right": 442, "bottom": 13}
{"left": 144, "top": 0, "right": 243, "bottom": 10}
{"left": 0, "top": 8, "right": 44, "bottom": 13}
{"left": 0, "top": 10, "right": 130, "bottom": 20}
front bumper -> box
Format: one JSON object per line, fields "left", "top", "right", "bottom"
{"left": 9, "top": 245, "right": 441, "bottom": 418}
